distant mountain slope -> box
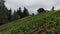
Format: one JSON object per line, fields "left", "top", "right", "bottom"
{"left": 0, "top": 11, "right": 60, "bottom": 34}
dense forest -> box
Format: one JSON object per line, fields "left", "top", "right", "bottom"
{"left": 0, "top": 0, "right": 47, "bottom": 25}
{"left": 0, "top": 0, "right": 30, "bottom": 25}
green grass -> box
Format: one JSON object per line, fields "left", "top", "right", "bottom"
{"left": 0, "top": 11, "right": 60, "bottom": 34}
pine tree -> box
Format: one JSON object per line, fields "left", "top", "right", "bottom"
{"left": 23, "top": 7, "right": 29, "bottom": 17}
{"left": 0, "top": 0, "right": 8, "bottom": 25}
{"left": 12, "top": 10, "right": 20, "bottom": 21}
{"left": 0, "top": 0, "right": 5, "bottom": 7}
{"left": 17, "top": 7, "right": 23, "bottom": 18}
{"left": 51, "top": 6, "right": 55, "bottom": 11}
{"left": 8, "top": 9, "right": 12, "bottom": 22}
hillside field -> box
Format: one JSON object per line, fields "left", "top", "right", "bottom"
{"left": 0, "top": 11, "right": 60, "bottom": 34}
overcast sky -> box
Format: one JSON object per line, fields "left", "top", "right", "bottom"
{"left": 5, "top": 0, "right": 60, "bottom": 14}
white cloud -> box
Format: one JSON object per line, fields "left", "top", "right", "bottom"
{"left": 5, "top": 0, "right": 60, "bottom": 14}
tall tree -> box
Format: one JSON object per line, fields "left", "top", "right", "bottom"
{"left": 0, "top": 0, "right": 5, "bottom": 7}
{"left": 51, "top": 6, "right": 55, "bottom": 11}
{"left": 0, "top": 0, "right": 8, "bottom": 25}
{"left": 8, "top": 8, "right": 12, "bottom": 22}
{"left": 23, "top": 7, "right": 29, "bottom": 17}
{"left": 17, "top": 7, "right": 23, "bottom": 18}
{"left": 12, "top": 10, "right": 20, "bottom": 21}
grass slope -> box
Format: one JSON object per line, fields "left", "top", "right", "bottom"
{"left": 0, "top": 11, "right": 60, "bottom": 34}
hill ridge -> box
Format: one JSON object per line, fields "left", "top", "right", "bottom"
{"left": 0, "top": 11, "right": 60, "bottom": 34}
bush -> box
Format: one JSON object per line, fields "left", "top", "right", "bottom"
{"left": 37, "top": 8, "right": 45, "bottom": 13}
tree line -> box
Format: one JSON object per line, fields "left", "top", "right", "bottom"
{"left": 0, "top": 0, "right": 55, "bottom": 25}
{"left": 8, "top": 7, "right": 30, "bottom": 22}
{"left": 0, "top": 0, "right": 31, "bottom": 25}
